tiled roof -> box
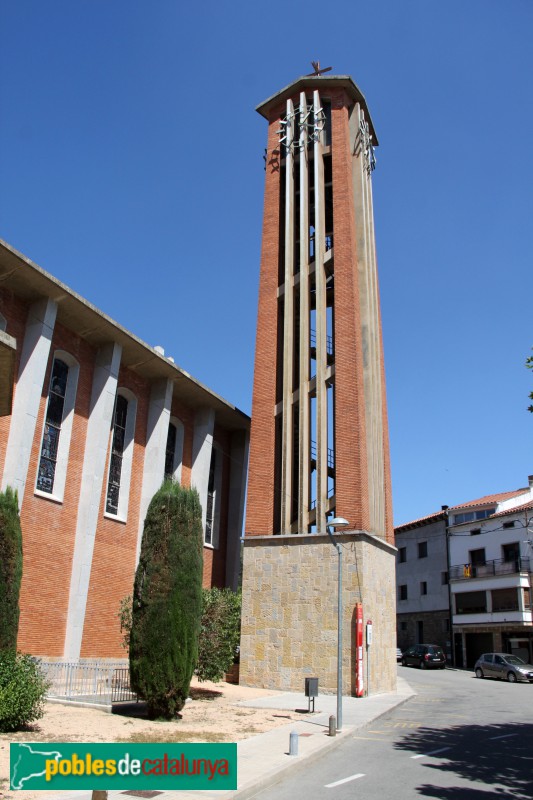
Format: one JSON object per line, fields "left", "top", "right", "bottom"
{"left": 395, "top": 510, "right": 446, "bottom": 533}
{"left": 449, "top": 488, "right": 529, "bottom": 511}
{"left": 395, "top": 485, "right": 531, "bottom": 532}
{"left": 489, "top": 499, "right": 533, "bottom": 520}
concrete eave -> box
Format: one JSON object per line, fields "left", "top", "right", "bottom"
{"left": 0, "top": 239, "right": 250, "bottom": 432}
{"left": 256, "top": 74, "right": 378, "bottom": 145}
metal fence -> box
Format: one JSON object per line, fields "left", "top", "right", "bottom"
{"left": 39, "top": 661, "right": 137, "bottom": 705}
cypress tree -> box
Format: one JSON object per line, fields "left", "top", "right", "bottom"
{"left": 129, "top": 480, "right": 203, "bottom": 719}
{"left": 0, "top": 487, "right": 23, "bottom": 652}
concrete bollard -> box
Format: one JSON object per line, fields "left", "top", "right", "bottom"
{"left": 329, "top": 715, "right": 337, "bottom": 736}
{"left": 289, "top": 730, "right": 299, "bottom": 756}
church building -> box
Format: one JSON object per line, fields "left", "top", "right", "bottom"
{"left": 0, "top": 238, "right": 249, "bottom": 661}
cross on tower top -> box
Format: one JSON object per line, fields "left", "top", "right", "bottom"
{"left": 309, "top": 61, "right": 333, "bottom": 76}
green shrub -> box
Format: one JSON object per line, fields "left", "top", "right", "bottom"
{"left": 129, "top": 480, "right": 203, "bottom": 719}
{"left": 196, "top": 588, "right": 241, "bottom": 683}
{"left": 0, "top": 486, "right": 23, "bottom": 652}
{"left": 0, "top": 652, "right": 49, "bottom": 732}
{"left": 118, "top": 594, "right": 132, "bottom": 651}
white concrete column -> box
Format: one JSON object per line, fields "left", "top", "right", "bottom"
{"left": 2, "top": 297, "right": 57, "bottom": 505}
{"left": 191, "top": 407, "right": 215, "bottom": 534}
{"left": 63, "top": 341, "right": 122, "bottom": 660}
{"left": 225, "top": 429, "right": 249, "bottom": 589}
{"left": 281, "top": 98, "right": 296, "bottom": 533}
{"left": 298, "top": 91, "right": 310, "bottom": 533}
{"left": 313, "top": 90, "right": 328, "bottom": 531}
{"left": 135, "top": 378, "right": 173, "bottom": 562}
{"left": 171, "top": 418, "right": 185, "bottom": 484}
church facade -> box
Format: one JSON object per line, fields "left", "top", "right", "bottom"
{"left": 0, "top": 238, "right": 249, "bottom": 661}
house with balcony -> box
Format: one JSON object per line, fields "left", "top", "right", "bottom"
{"left": 448, "top": 480, "right": 533, "bottom": 668}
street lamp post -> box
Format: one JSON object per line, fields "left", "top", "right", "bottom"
{"left": 326, "top": 516, "right": 350, "bottom": 731}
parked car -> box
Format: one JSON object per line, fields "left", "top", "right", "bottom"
{"left": 401, "top": 644, "right": 446, "bottom": 669}
{"left": 474, "top": 653, "right": 533, "bottom": 683}
{"left": 396, "top": 647, "right": 403, "bottom": 663}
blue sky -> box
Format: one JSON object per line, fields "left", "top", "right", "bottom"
{"left": 1, "top": 1, "right": 531, "bottom": 525}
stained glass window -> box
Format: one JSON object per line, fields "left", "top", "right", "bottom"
{"left": 205, "top": 449, "right": 216, "bottom": 545}
{"left": 106, "top": 394, "right": 128, "bottom": 514}
{"left": 36, "top": 359, "right": 69, "bottom": 494}
{"left": 165, "top": 422, "right": 177, "bottom": 480}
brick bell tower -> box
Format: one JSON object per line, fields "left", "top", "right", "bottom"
{"left": 240, "top": 71, "right": 397, "bottom": 695}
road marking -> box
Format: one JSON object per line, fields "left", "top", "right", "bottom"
{"left": 352, "top": 736, "right": 394, "bottom": 742}
{"left": 489, "top": 734, "right": 518, "bottom": 741}
{"left": 325, "top": 773, "right": 365, "bottom": 788}
{"left": 410, "top": 698, "right": 443, "bottom": 703}
{"left": 384, "top": 721, "right": 421, "bottom": 728}
{"left": 411, "top": 747, "right": 451, "bottom": 759}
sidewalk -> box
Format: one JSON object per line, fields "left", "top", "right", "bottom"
{"left": 49, "top": 675, "right": 415, "bottom": 800}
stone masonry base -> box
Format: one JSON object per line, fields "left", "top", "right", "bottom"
{"left": 240, "top": 531, "right": 397, "bottom": 695}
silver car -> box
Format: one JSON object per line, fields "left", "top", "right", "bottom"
{"left": 474, "top": 653, "right": 533, "bottom": 683}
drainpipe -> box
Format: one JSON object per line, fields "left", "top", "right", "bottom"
{"left": 442, "top": 505, "right": 455, "bottom": 667}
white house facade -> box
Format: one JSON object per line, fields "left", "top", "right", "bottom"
{"left": 448, "top": 478, "right": 533, "bottom": 668}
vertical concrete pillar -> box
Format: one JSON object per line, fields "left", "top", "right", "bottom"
{"left": 135, "top": 378, "right": 173, "bottom": 561}
{"left": 2, "top": 297, "right": 57, "bottom": 505}
{"left": 281, "top": 98, "right": 295, "bottom": 533}
{"left": 64, "top": 341, "right": 122, "bottom": 660}
{"left": 225, "top": 429, "right": 250, "bottom": 590}
{"left": 298, "top": 91, "right": 311, "bottom": 533}
{"left": 191, "top": 407, "right": 215, "bottom": 533}
{"left": 313, "top": 90, "right": 328, "bottom": 531}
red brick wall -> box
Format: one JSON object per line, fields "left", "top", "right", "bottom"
{"left": 2, "top": 287, "right": 242, "bottom": 659}
{"left": 330, "top": 90, "right": 370, "bottom": 531}
{"left": 80, "top": 366, "right": 148, "bottom": 658}
{"left": 246, "top": 112, "right": 283, "bottom": 536}
{"left": 246, "top": 85, "right": 392, "bottom": 542}
{"left": 16, "top": 322, "right": 96, "bottom": 655}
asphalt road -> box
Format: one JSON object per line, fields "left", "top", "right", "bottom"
{"left": 252, "top": 666, "right": 533, "bottom": 800}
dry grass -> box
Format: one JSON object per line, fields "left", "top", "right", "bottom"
{"left": 0, "top": 678, "right": 299, "bottom": 800}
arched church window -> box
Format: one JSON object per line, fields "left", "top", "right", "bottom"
{"left": 36, "top": 355, "right": 79, "bottom": 497}
{"left": 105, "top": 389, "right": 137, "bottom": 519}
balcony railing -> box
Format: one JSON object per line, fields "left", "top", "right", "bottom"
{"left": 450, "top": 557, "right": 531, "bottom": 581}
